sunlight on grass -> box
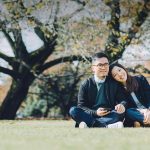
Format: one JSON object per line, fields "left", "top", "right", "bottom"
{"left": 0, "top": 120, "right": 149, "bottom": 150}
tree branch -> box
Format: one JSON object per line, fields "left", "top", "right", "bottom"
{"left": 115, "top": 0, "right": 150, "bottom": 61}
{"left": 30, "top": 28, "right": 57, "bottom": 66}
{"left": 124, "top": 0, "right": 150, "bottom": 44}
{"left": 12, "top": 29, "right": 29, "bottom": 61}
{"left": 104, "top": 0, "right": 121, "bottom": 61}
{"left": 31, "top": 0, "right": 87, "bottom": 67}
{"left": 52, "top": 1, "right": 60, "bottom": 32}
{"left": 71, "top": 0, "right": 86, "bottom": 6}
{"left": 105, "top": 0, "right": 150, "bottom": 62}
{"left": 0, "top": 66, "right": 21, "bottom": 79}
{"left": 38, "top": 55, "right": 91, "bottom": 73}
{"left": 34, "top": 26, "right": 48, "bottom": 45}
{"left": 0, "top": 51, "right": 14, "bottom": 65}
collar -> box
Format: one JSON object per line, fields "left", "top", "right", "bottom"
{"left": 94, "top": 75, "right": 106, "bottom": 84}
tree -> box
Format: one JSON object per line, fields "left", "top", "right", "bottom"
{"left": 0, "top": 0, "right": 149, "bottom": 119}
{"left": 0, "top": 0, "right": 87, "bottom": 119}
{"left": 21, "top": 61, "right": 89, "bottom": 118}
{"left": 104, "top": 0, "right": 150, "bottom": 62}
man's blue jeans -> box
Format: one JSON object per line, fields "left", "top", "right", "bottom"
{"left": 69, "top": 106, "right": 124, "bottom": 127}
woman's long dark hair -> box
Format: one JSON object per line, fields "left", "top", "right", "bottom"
{"left": 109, "top": 63, "right": 139, "bottom": 93}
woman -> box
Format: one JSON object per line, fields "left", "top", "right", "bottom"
{"left": 109, "top": 63, "right": 150, "bottom": 127}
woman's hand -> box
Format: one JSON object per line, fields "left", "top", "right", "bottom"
{"left": 138, "top": 109, "right": 148, "bottom": 115}
{"left": 143, "top": 110, "right": 150, "bottom": 124}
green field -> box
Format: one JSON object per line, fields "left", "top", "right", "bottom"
{"left": 0, "top": 120, "right": 149, "bottom": 150}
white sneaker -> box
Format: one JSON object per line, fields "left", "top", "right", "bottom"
{"left": 107, "top": 121, "right": 124, "bottom": 128}
{"left": 79, "top": 122, "right": 88, "bottom": 128}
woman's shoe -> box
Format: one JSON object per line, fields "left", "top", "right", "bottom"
{"left": 134, "top": 121, "right": 141, "bottom": 127}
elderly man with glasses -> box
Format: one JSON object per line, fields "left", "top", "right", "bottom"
{"left": 69, "top": 52, "right": 128, "bottom": 128}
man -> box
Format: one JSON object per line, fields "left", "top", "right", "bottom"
{"left": 69, "top": 52, "right": 127, "bottom": 128}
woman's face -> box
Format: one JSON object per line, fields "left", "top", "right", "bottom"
{"left": 111, "top": 66, "right": 127, "bottom": 83}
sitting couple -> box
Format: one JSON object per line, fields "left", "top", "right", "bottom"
{"left": 69, "top": 52, "right": 150, "bottom": 128}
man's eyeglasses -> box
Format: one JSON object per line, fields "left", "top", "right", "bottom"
{"left": 93, "top": 63, "right": 109, "bottom": 68}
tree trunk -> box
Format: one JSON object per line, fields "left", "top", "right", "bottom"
{"left": 0, "top": 74, "right": 35, "bottom": 120}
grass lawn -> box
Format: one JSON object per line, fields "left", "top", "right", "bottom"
{"left": 0, "top": 120, "right": 149, "bottom": 150}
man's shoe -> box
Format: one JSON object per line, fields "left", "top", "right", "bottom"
{"left": 79, "top": 122, "right": 88, "bottom": 128}
{"left": 107, "top": 121, "right": 124, "bottom": 128}
{"left": 134, "top": 121, "right": 141, "bottom": 127}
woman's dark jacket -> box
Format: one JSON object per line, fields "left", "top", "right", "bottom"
{"left": 127, "top": 75, "right": 150, "bottom": 109}
{"left": 77, "top": 76, "right": 128, "bottom": 116}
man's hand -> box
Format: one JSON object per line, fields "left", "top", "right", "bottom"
{"left": 96, "top": 108, "right": 110, "bottom": 117}
{"left": 115, "top": 104, "right": 125, "bottom": 114}
{"left": 143, "top": 109, "right": 150, "bottom": 124}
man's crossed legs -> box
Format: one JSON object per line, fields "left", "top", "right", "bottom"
{"left": 69, "top": 106, "right": 124, "bottom": 128}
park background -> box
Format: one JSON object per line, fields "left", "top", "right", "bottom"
{"left": 0, "top": 0, "right": 150, "bottom": 149}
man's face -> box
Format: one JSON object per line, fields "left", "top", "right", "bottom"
{"left": 92, "top": 57, "right": 109, "bottom": 79}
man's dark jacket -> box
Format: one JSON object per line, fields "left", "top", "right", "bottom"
{"left": 78, "top": 76, "right": 127, "bottom": 116}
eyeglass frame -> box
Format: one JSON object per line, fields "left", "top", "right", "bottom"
{"left": 92, "top": 63, "right": 109, "bottom": 68}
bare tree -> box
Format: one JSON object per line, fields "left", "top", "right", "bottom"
{"left": 0, "top": 0, "right": 87, "bottom": 119}
{"left": 0, "top": 0, "right": 149, "bottom": 119}
{"left": 104, "top": 0, "right": 150, "bottom": 62}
